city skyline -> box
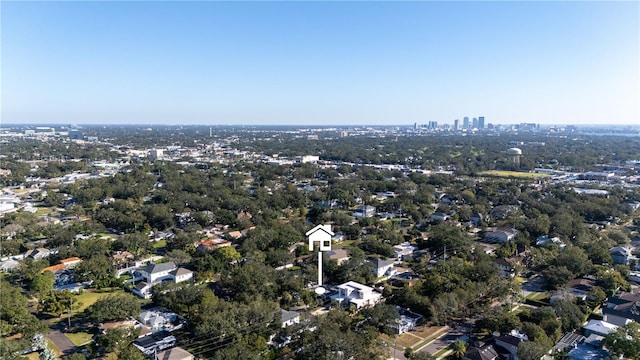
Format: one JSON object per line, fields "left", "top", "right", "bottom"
{"left": 2, "top": 1, "right": 638, "bottom": 126}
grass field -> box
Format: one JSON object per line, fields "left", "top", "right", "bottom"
{"left": 74, "top": 289, "right": 125, "bottom": 313}
{"left": 152, "top": 239, "right": 167, "bottom": 249}
{"left": 65, "top": 331, "right": 93, "bottom": 346}
{"left": 479, "top": 170, "right": 550, "bottom": 179}
{"left": 525, "top": 291, "right": 549, "bottom": 301}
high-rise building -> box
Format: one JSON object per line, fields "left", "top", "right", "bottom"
{"left": 453, "top": 119, "right": 460, "bottom": 131}
{"left": 463, "top": 117, "right": 469, "bottom": 129}
{"left": 478, "top": 116, "right": 485, "bottom": 129}
{"left": 472, "top": 117, "right": 478, "bottom": 129}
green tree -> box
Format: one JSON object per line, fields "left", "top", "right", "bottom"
{"left": 30, "top": 271, "right": 55, "bottom": 296}
{"left": 602, "top": 322, "right": 640, "bottom": 360}
{"left": 450, "top": 339, "right": 467, "bottom": 359}
{"left": 85, "top": 293, "right": 141, "bottom": 323}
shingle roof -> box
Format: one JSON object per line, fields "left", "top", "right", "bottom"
{"left": 141, "top": 261, "right": 176, "bottom": 274}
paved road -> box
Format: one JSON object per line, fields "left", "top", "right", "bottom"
{"left": 48, "top": 329, "right": 76, "bottom": 355}
{"left": 417, "top": 322, "right": 472, "bottom": 356}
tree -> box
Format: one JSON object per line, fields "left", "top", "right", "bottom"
{"left": 517, "top": 341, "right": 549, "bottom": 360}
{"left": 95, "top": 327, "right": 139, "bottom": 355}
{"left": 542, "top": 265, "right": 574, "bottom": 290}
{"left": 165, "top": 249, "right": 192, "bottom": 266}
{"left": 85, "top": 293, "right": 141, "bottom": 323}
{"left": 30, "top": 271, "right": 55, "bottom": 296}
{"left": 602, "top": 322, "right": 640, "bottom": 360}
{"left": 41, "top": 290, "right": 78, "bottom": 317}
{"left": 450, "top": 339, "right": 467, "bottom": 359}
{"left": 0, "top": 279, "right": 47, "bottom": 337}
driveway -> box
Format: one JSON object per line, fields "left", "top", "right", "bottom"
{"left": 48, "top": 329, "right": 76, "bottom": 355}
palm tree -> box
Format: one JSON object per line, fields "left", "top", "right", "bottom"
{"left": 450, "top": 339, "right": 467, "bottom": 359}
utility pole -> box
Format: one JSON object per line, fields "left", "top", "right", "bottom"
{"left": 68, "top": 296, "right": 72, "bottom": 330}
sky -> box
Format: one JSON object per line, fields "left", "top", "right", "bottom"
{"left": 1, "top": 1, "right": 639, "bottom": 126}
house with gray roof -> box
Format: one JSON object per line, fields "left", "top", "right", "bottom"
{"left": 138, "top": 262, "right": 177, "bottom": 283}
{"left": 277, "top": 309, "right": 300, "bottom": 328}
{"left": 368, "top": 257, "right": 395, "bottom": 277}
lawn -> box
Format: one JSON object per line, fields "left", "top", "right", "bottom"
{"left": 65, "top": 331, "right": 93, "bottom": 346}
{"left": 525, "top": 291, "right": 549, "bottom": 301}
{"left": 35, "top": 207, "right": 52, "bottom": 216}
{"left": 74, "top": 289, "right": 125, "bottom": 313}
{"left": 478, "top": 170, "right": 550, "bottom": 179}
{"left": 152, "top": 239, "right": 167, "bottom": 249}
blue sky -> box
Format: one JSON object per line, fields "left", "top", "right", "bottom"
{"left": 2, "top": 1, "right": 638, "bottom": 126}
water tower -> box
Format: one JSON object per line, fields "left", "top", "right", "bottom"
{"left": 507, "top": 147, "right": 522, "bottom": 165}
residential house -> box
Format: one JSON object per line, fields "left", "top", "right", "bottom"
{"left": 494, "top": 334, "right": 525, "bottom": 360}
{"left": 277, "top": 309, "right": 300, "bottom": 328}
{"left": 60, "top": 257, "right": 82, "bottom": 268}
{"left": 137, "top": 262, "right": 177, "bottom": 283}
{"left": 552, "top": 332, "right": 585, "bottom": 353}
{"left": 610, "top": 246, "right": 631, "bottom": 265}
{"left": 388, "top": 306, "right": 423, "bottom": 334}
{"left": 0, "top": 258, "right": 20, "bottom": 272}
{"left": 429, "top": 212, "right": 449, "bottom": 222}
{"left": 393, "top": 242, "right": 417, "bottom": 260}
{"left": 41, "top": 257, "right": 83, "bottom": 274}
{"left": 495, "top": 258, "right": 516, "bottom": 278}
{"left": 583, "top": 319, "right": 618, "bottom": 337}
{"left": 155, "top": 347, "right": 195, "bottom": 360}
{"left": 389, "top": 272, "right": 420, "bottom": 288}
{"left": 567, "top": 342, "right": 611, "bottom": 360}
{"left": 24, "top": 248, "right": 51, "bottom": 260}
{"left": 330, "top": 281, "right": 383, "bottom": 309}
{"left": 461, "top": 341, "right": 499, "bottom": 360}
{"left": 483, "top": 228, "right": 518, "bottom": 244}
{"left": 469, "top": 213, "right": 486, "bottom": 227}
{"left": 331, "top": 232, "right": 345, "bottom": 243}
{"left": 602, "top": 289, "right": 640, "bottom": 326}
{"left": 139, "top": 309, "right": 184, "bottom": 333}
{"left": 550, "top": 278, "right": 597, "bottom": 303}
{"left": 132, "top": 331, "right": 177, "bottom": 355}
{"left": 133, "top": 282, "right": 154, "bottom": 299}
{"left": 195, "top": 238, "right": 232, "bottom": 253}
{"left": 535, "top": 235, "right": 566, "bottom": 248}
{"left": 131, "top": 262, "right": 193, "bottom": 299}
{"left": 353, "top": 205, "right": 376, "bottom": 219}
{"left": 170, "top": 268, "right": 193, "bottom": 283}
{"left": 327, "top": 249, "right": 350, "bottom": 265}
{"left": 369, "top": 257, "right": 395, "bottom": 277}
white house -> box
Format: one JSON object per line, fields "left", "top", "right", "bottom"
{"left": 494, "top": 334, "right": 525, "bottom": 359}
{"left": 131, "top": 262, "right": 193, "bottom": 299}
{"left": 369, "top": 258, "right": 395, "bottom": 278}
{"left": 583, "top": 319, "right": 618, "bottom": 337}
{"left": 278, "top": 309, "right": 300, "bottom": 328}
{"left": 393, "top": 242, "right": 417, "bottom": 260}
{"left": 138, "top": 262, "right": 177, "bottom": 283}
{"left": 389, "top": 306, "right": 423, "bottom": 334}
{"left": 353, "top": 205, "right": 376, "bottom": 219}
{"left": 170, "top": 268, "right": 193, "bottom": 283}
{"left": 483, "top": 228, "right": 518, "bottom": 243}
{"left": 330, "top": 281, "right": 383, "bottom": 309}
